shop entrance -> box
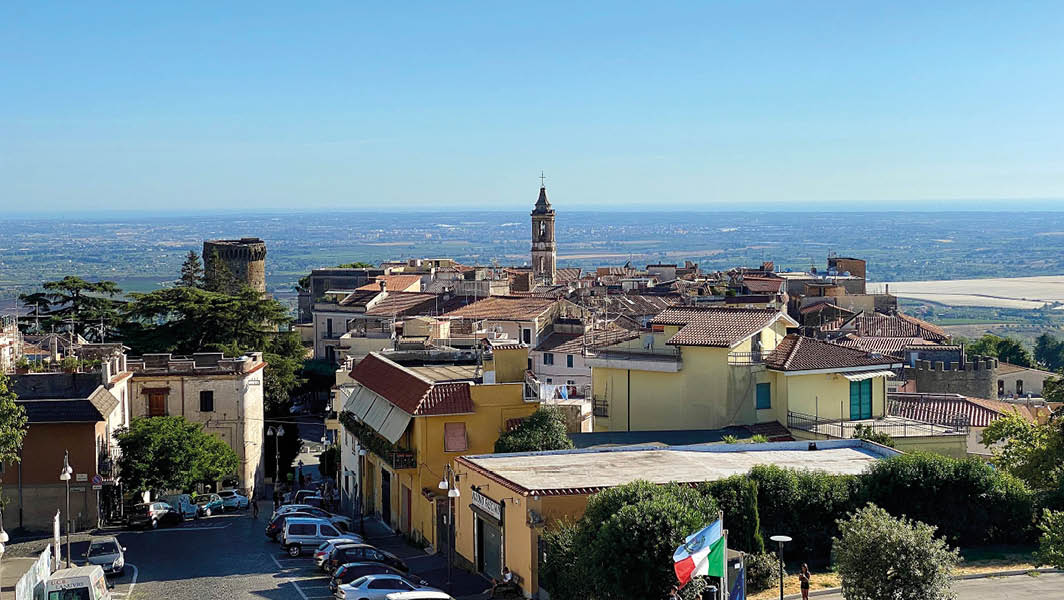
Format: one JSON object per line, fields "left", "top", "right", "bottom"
{"left": 476, "top": 515, "right": 503, "bottom": 580}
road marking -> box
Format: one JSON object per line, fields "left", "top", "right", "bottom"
{"left": 271, "top": 554, "right": 310, "bottom": 600}
{"left": 157, "top": 523, "right": 234, "bottom": 531}
{"left": 112, "top": 564, "right": 138, "bottom": 598}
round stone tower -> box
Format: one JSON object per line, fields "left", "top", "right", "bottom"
{"left": 203, "top": 237, "right": 267, "bottom": 293}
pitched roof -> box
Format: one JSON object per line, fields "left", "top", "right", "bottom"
{"left": 350, "top": 353, "right": 474, "bottom": 416}
{"left": 555, "top": 268, "right": 582, "bottom": 283}
{"left": 887, "top": 392, "right": 1036, "bottom": 428}
{"left": 835, "top": 336, "right": 941, "bottom": 354}
{"left": 9, "top": 372, "right": 101, "bottom": 400}
{"left": 15, "top": 382, "right": 119, "bottom": 423}
{"left": 651, "top": 307, "right": 791, "bottom": 347}
{"left": 765, "top": 335, "right": 899, "bottom": 371}
{"left": 740, "top": 276, "right": 785, "bottom": 294}
{"left": 356, "top": 275, "right": 423, "bottom": 292}
{"left": 535, "top": 326, "right": 640, "bottom": 354}
{"left": 834, "top": 313, "right": 949, "bottom": 342}
{"left": 442, "top": 296, "right": 558, "bottom": 321}
{"left": 364, "top": 292, "right": 439, "bottom": 317}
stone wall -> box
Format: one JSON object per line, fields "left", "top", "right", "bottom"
{"left": 902, "top": 355, "right": 998, "bottom": 399}
{"left": 203, "top": 238, "right": 267, "bottom": 293}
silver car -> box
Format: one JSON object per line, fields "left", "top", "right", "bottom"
{"left": 336, "top": 574, "right": 447, "bottom": 599}
{"left": 282, "top": 517, "right": 360, "bottom": 557}
{"left": 84, "top": 536, "right": 126, "bottom": 576}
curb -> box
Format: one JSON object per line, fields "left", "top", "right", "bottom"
{"left": 779, "top": 568, "right": 1062, "bottom": 599}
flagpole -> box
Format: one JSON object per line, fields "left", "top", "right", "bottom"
{"left": 720, "top": 510, "right": 727, "bottom": 600}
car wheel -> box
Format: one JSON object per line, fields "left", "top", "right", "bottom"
{"left": 117, "top": 567, "right": 125, "bottom": 577}
{"left": 287, "top": 544, "right": 301, "bottom": 557}
{"left": 150, "top": 518, "right": 158, "bottom": 530}
{"left": 205, "top": 508, "right": 212, "bottom": 517}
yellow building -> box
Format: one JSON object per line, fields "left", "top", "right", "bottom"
{"left": 453, "top": 439, "right": 902, "bottom": 596}
{"left": 339, "top": 345, "right": 539, "bottom": 548}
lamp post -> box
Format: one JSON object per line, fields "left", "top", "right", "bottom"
{"left": 1, "top": 508, "right": 9, "bottom": 600}
{"left": 358, "top": 448, "right": 367, "bottom": 535}
{"left": 59, "top": 450, "right": 73, "bottom": 568}
{"left": 267, "top": 425, "right": 285, "bottom": 504}
{"left": 438, "top": 464, "right": 460, "bottom": 594}
{"left": 769, "top": 535, "right": 792, "bottom": 600}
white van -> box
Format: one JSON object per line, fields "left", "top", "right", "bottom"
{"left": 45, "top": 565, "right": 112, "bottom": 600}
{"left": 162, "top": 493, "right": 198, "bottom": 520}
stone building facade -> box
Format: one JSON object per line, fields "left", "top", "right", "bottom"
{"left": 901, "top": 356, "right": 998, "bottom": 400}
{"left": 203, "top": 237, "right": 268, "bottom": 293}
{"left": 531, "top": 184, "right": 557, "bottom": 285}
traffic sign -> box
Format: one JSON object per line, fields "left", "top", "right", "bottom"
{"left": 91, "top": 474, "right": 103, "bottom": 485}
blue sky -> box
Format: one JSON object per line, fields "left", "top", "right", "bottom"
{"left": 2, "top": 2, "right": 1063, "bottom": 213}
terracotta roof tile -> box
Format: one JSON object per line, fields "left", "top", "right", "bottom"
{"left": 356, "top": 275, "right": 423, "bottom": 292}
{"left": 555, "top": 268, "right": 582, "bottom": 283}
{"left": 835, "top": 336, "right": 941, "bottom": 354}
{"left": 765, "top": 335, "right": 898, "bottom": 371}
{"left": 442, "top": 296, "right": 559, "bottom": 321}
{"left": 535, "top": 326, "right": 640, "bottom": 354}
{"left": 888, "top": 392, "right": 1036, "bottom": 427}
{"left": 832, "top": 313, "right": 950, "bottom": 342}
{"left": 740, "top": 276, "right": 785, "bottom": 294}
{"left": 351, "top": 353, "right": 474, "bottom": 416}
{"left": 652, "top": 307, "right": 787, "bottom": 347}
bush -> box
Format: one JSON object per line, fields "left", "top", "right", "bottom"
{"left": 833, "top": 504, "right": 960, "bottom": 600}
{"left": 749, "top": 465, "right": 861, "bottom": 562}
{"left": 851, "top": 423, "right": 895, "bottom": 447}
{"left": 860, "top": 452, "right": 1035, "bottom": 545}
{"left": 744, "top": 552, "right": 781, "bottom": 593}
{"left": 699, "top": 475, "right": 764, "bottom": 553}
{"left": 1035, "top": 509, "right": 1064, "bottom": 569}
{"left": 494, "top": 406, "right": 574, "bottom": 453}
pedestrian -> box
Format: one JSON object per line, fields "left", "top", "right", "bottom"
{"left": 273, "top": 488, "right": 280, "bottom": 507}
{"left": 799, "top": 563, "right": 811, "bottom": 600}
{"left": 667, "top": 585, "right": 680, "bottom": 600}
{"left": 252, "top": 497, "right": 260, "bottom": 519}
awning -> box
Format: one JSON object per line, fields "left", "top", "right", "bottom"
{"left": 843, "top": 370, "right": 896, "bottom": 382}
{"left": 378, "top": 406, "right": 413, "bottom": 444}
{"left": 347, "top": 386, "right": 376, "bottom": 420}
{"left": 363, "top": 395, "right": 393, "bottom": 431}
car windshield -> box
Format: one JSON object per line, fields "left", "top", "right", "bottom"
{"left": 218, "top": 491, "right": 234, "bottom": 497}
{"left": 133, "top": 503, "right": 151, "bottom": 512}
{"left": 48, "top": 590, "right": 90, "bottom": 600}
{"left": 351, "top": 577, "right": 368, "bottom": 588}
{"left": 88, "top": 541, "right": 119, "bottom": 556}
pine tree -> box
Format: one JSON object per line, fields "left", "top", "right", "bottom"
{"left": 203, "top": 249, "right": 240, "bottom": 294}
{"left": 178, "top": 250, "right": 204, "bottom": 288}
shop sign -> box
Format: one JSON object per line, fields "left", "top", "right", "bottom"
{"left": 471, "top": 489, "right": 502, "bottom": 521}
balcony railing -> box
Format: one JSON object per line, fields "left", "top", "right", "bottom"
{"left": 524, "top": 371, "right": 591, "bottom": 403}
{"left": 787, "top": 410, "right": 967, "bottom": 439}
{"left": 593, "top": 396, "right": 609, "bottom": 418}
{"left": 97, "top": 446, "right": 120, "bottom": 478}
{"left": 390, "top": 451, "right": 417, "bottom": 470}
{"left": 728, "top": 351, "right": 764, "bottom": 366}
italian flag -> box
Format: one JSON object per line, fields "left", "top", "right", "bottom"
{"left": 673, "top": 519, "right": 725, "bottom": 588}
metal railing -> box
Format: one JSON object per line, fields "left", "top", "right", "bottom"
{"left": 523, "top": 371, "right": 591, "bottom": 402}
{"left": 593, "top": 396, "right": 609, "bottom": 417}
{"left": 728, "top": 351, "right": 764, "bottom": 366}
{"left": 787, "top": 410, "right": 968, "bottom": 438}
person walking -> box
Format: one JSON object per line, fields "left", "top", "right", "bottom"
{"left": 799, "top": 563, "right": 811, "bottom": 600}
{"left": 252, "top": 496, "right": 260, "bottom": 519}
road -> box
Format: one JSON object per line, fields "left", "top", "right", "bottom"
{"left": 813, "top": 572, "right": 1064, "bottom": 600}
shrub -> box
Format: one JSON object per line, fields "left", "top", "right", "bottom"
{"left": 860, "top": 452, "right": 1035, "bottom": 545}
{"left": 699, "top": 475, "right": 764, "bottom": 553}
{"left": 1034, "top": 509, "right": 1064, "bottom": 569}
{"left": 494, "top": 406, "right": 574, "bottom": 453}
{"left": 851, "top": 423, "right": 895, "bottom": 447}
{"left": 833, "top": 504, "right": 959, "bottom": 600}
{"left": 744, "top": 552, "right": 781, "bottom": 593}
{"left": 749, "top": 465, "right": 861, "bottom": 561}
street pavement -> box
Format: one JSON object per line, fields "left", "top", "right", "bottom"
{"left": 813, "top": 572, "right": 1064, "bottom": 600}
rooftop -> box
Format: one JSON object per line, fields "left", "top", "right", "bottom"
{"left": 350, "top": 352, "right": 474, "bottom": 416}
{"left": 535, "top": 326, "right": 640, "bottom": 354}
{"left": 458, "top": 439, "right": 900, "bottom": 496}
{"left": 442, "top": 296, "right": 559, "bottom": 321}
{"left": 356, "top": 274, "right": 424, "bottom": 292}
{"left": 651, "top": 307, "right": 794, "bottom": 347}
{"left": 765, "top": 335, "right": 900, "bottom": 372}
{"left": 832, "top": 313, "right": 949, "bottom": 342}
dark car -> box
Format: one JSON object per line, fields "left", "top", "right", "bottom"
{"left": 127, "top": 501, "right": 181, "bottom": 530}
{"left": 327, "top": 544, "right": 408, "bottom": 574}
{"left": 329, "top": 562, "right": 428, "bottom": 593}
{"left": 265, "top": 511, "right": 315, "bottom": 541}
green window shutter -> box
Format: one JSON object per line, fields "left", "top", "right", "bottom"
{"left": 756, "top": 383, "right": 771, "bottom": 410}
{"left": 849, "top": 380, "right": 860, "bottom": 419}
{"left": 861, "top": 379, "right": 873, "bottom": 419}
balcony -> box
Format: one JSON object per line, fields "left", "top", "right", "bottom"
{"left": 97, "top": 446, "right": 120, "bottom": 479}
{"left": 787, "top": 411, "right": 968, "bottom": 439}
{"left": 524, "top": 371, "right": 591, "bottom": 403}
{"left": 585, "top": 345, "right": 682, "bottom": 373}
{"left": 728, "top": 351, "right": 764, "bottom": 366}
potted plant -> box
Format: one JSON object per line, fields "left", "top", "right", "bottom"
{"left": 15, "top": 357, "right": 30, "bottom": 373}
{"left": 60, "top": 356, "right": 81, "bottom": 373}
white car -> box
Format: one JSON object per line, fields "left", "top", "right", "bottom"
{"left": 336, "top": 575, "right": 447, "bottom": 600}
{"left": 273, "top": 504, "right": 353, "bottom": 531}
{"left": 218, "top": 489, "right": 249, "bottom": 510}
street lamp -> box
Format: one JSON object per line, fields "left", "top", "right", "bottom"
{"left": 769, "top": 535, "right": 792, "bottom": 600}
{"left": 438, "top": 465, "right": 460, "bottom": 593}
{"left": 267, "top": 425, "right": 285, "bottom": 504}
{"left": 59, "top": 450, "right": 73, "bottom": 568}
{"left": 358, "top": 448, "right": 367, "bottom": 535}
{"left": 1, "top": 508, "right": 9, "bottom": 600}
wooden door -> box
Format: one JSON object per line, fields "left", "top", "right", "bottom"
{"left": 148, "top": 392, "right": 166, "bottom": 417}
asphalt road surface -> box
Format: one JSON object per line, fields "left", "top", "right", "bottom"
{"left": 814, "top": 572, "right": 1064, "bottom": 600}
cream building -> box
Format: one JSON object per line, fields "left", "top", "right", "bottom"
{"left": 126, "top": 352, "right": 266, "bottom": 496}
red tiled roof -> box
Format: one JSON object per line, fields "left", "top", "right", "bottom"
{"left": 443, "top": 296, "right": 558, "bottom": 321}
{"left": 741, "top": 276, "right": 784, "bottom": 294}
{"left": 887, "top": 392, "right": 1036, "bottom": 427}
{"left": 835, "top": 336, "right": 941, "bottom": 354}
{"left": 555, "top": 268, "right": 582, "bottom": 283}
{"left": 535, "top": 326, "right": 640, "bottom": 354}
{"left": 652, "top": 307, "right": 788, "bottom": 347}
{"left": 356, "top": 275, "right": 423, "bottom": 292}
{"left": 364, "top": 292, "right": 439, "bottom": 317}
{"left": 351, "top": 353, "right": 474, "bottom": 416}
{"left": 765, "top": 335, "right": 898, "bottom": 371}
{"left": 833, "top": 313, "right": 949, "bottom": 342}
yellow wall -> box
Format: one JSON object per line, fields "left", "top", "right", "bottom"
{"left": 769, "top": 372, "right": 887, "bottom": 424}
{"left": 492, "top": 347, "right": 528, "bottom": 384}
{"left": 361, "top": 379, "right": 538, "bottom": 548}
{"left": 893, "top": 435, "right": 968, "bottom": 458}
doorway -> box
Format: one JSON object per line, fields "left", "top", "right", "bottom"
{"left": 380, "top": 469, "right": 392, "bottom": 527}
{"left": 476, "top": 515, "right": 503, "bottom": 579}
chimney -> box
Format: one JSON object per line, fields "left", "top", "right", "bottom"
{"left": 379, "top": 279, "right": 388, "bottom": 293}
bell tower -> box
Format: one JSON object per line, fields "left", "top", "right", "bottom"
{"left": 531, "top": 174, "right": 557, "bottom": 285}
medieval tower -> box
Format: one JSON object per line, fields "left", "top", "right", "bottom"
{"left": 531, "top": 180, "right": 557, "bottom": 285}
{"left": 203, "top": 237, "right": 268, "bottom": 293}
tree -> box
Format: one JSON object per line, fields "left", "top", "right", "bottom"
{"left": 178, "top": 251, "right": 204, "bottom": 288}
{"left": 1035, "top": 333, "right": 1064, "bottom": 372}
{"left": 203, "top": 249, "right": 241, "bottom": 294}
{"left": 981, "top": 412, "right": 1064, "bottom": 491}
{"left": 965, "top": 334, "right": 1033, "bottom": 367}
{"left": 540, "top": 480, "right": 719, "bottom": 600}
{"left": 115, "top": 416, "right": 239, "bottom": 494}
{"left": 833, "top": 504, "right": 960, "bottom": 600}
{"left": 319, "top": 444, "right": 339, "bottom": 480}
{"left": 1043, "top": 377, "right": 1064, "bottom": 404}
{"left": 0, "top": 373, "right": 29, "bottom": 465}
{"left": 19, "top": 276, "right": 122, "bottom": 340}
{"left": 851, "top": 423, "right": 896, "bottom": 448}
{"left": 1035, "top": 509, "right": 1064, "bottom": 569}
{"left": 699, "top": 475, "right": 764, "bottom": 553}
{"left": 494, "top": 406, "right": 574, "bottom": 453}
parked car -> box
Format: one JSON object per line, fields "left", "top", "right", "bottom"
{"left": 127, "top": 502, "right": 180, "bottom": 530}
{"left": 281, "top": 517, "right": 359, "bottom": 557}
{"left": 217, "top": 489, "right": 249, "bottom": 510}
{"left": 84, "top": 536, "right": 127, "bottom": 576}
{"left": 312, "top": 538, "right": 368, "bottom": 570}
{"left": 266, "top": 512, "right": 315, "bottom": 541}
{"left": 326, "top": 544, "right": 408, "bottom": 574}
{"left": 334, "top": 574, "right": 443, "bottom": 600}
{"left": 274, "top": 504, "right": 352, "bottom": 530}
{"left": 162, "top": 494, "right": 198, "bottom": 520}
{"left": 292, "top": 489, "right": 319, "bottom": 505}
{"left": 45, "top": 566, "right": 113, "bottom": 600}
{"left": 329, "top": 562, "right": 428, "bottom": 594}
{"left": 193, "top": 493, "right": 224, "bottom": 517}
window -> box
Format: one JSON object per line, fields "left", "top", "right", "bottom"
{"left": 522, "top": 329, "right": 531, "bottom": 344}
{"left": 998, "top": 379, "right": 1005, "bottom": 396}
{"left": 1017, "top": 380, "right": 1024, "bottom": 396}
{"left": 545, "top": 378, "right": 552, "bottom": 384}
{"left": 199, "top": 390, "right": 214, "bottom": 412}
{"left": 566, "top": 354, "right": 574, "bottom": 368}
{"left": 288, "top": 523, "right": 315, "bottom": 536}
{"left": 320, "top": 524, "right": 340, "bottom": 537}
{"left": 756, "top": 383, "right": 771, "bottom": 410}
{"left": 849, "top": 379, "right": 873, "bottom": 420}
{"left": 444, "top": 422, "right": 468, "bottom": 452}
{"left": 326, "top": 318, "right": 334, "bottom": 339}
{"left": 543, "top": 353, "right": 554, "bottom": 365}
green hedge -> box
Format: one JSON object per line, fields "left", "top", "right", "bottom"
{"left": 699, "top": 475, "right": 764, "bottom": 554}
{"left": 860, "top": 452, "right": 1035, "bottom": 545}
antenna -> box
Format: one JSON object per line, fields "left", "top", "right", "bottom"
{"left": 540, "top": 171, "right": 546, "bottom": 188}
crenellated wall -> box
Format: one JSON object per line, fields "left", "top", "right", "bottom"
{"left": 902, "top": 355, "right": 998, "bottom": 399}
